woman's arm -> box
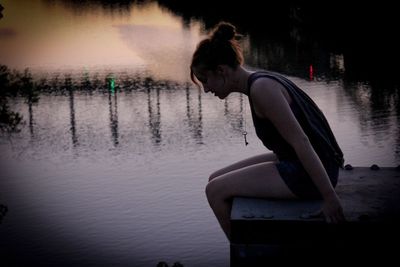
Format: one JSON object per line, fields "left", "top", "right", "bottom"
{"left": 251, "top": 79, "right": 345, "bottom": 223}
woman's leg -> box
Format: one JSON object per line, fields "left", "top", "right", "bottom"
{"left": 205, "top": 161, "right": 297, "bottom": 240}
{"left": 209, "top": 153, "right": 277, "bottom": 181}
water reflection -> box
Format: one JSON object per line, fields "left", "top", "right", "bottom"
{"left": 65, "top": 76, "right": 78, "bottom": 146}
{"left": 0, "top": 1, "right": 400, "bottom": 266}
{"left": 28, "top": 94, "right": 35, "bottom": 138}
{"left": 146, "top": 77, "right": 162, "bottom": 145}
{"left": 159, "top": 0, "right": 400, "bottom": 83}
{"left": 224, "top": 94, "right": 246, "bottom": 135}
{"left": 185, "top": 83, "right": 203, "bottom": 144}
{"left": 1, "top": 69, "right": 398, "bottom": 266}
{"left": 0, "top": 0, "right": 199, "bottom": 83}
{"left": 1, "top": 66, "right": 262, "bottom": 154}
{"left": 341, "top": 80, "right": 399, "bottom": 146}
{"left": 107, "top": 76, "right": 119, "bottom": 146}
{"left": 0, "top": 63, "right": 399, "bottom": 163}
{"left": 46, "top": 0, "right": 139, "bottom": 14}
{"left": 0, "top": 0, "right": 399, "bottom": 159}
{"left": 156, "top": 0, "right": 400, "bottom": 163}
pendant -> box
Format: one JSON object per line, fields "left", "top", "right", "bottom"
{"left": 243, "top": 131, "right": 248, "bottom": 146}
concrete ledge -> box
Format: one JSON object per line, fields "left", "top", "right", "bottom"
{"left": 230, "top": 167, "right": 400, "bottom": 265}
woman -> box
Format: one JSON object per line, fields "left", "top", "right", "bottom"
{"left": 190, "top": 22, "right": 345, "bottom": 240}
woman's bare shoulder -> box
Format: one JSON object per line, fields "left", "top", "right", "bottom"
{"left": 250, "top": 77, "right": 288, "bottom": 107}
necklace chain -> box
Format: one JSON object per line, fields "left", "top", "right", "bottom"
{"left": 242, "top": 95, "right": 249, "bottom": 146}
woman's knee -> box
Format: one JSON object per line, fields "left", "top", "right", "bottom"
{"left": 205, "top": 181, "right": 215, "bottom": 201}
{"left": 205, "top": 179, "right": 228, "bottom": 202}
{"left": 208, "top": 172, "right": 219, "bottom": 182}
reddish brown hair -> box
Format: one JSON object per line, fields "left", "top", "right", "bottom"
{"left": 190, "top": 22, "right": 244, "bottom": 85}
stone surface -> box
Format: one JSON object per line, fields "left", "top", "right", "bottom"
{"left": 230, "top": 167, "right": 400, "bottom": 266}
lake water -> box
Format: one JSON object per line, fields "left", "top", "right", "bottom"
{"left": 0, "top": 1, "right": 399, "bottom": 266}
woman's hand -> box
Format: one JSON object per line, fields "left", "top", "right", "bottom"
{"left": 322, "top": 193, "right": 346, "bottom": 223}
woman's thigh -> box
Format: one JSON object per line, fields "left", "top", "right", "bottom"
{"left": 209, "top": 153, "right": 277, "bottom": 181}
{"left": 206, "top": 162, "right": 297, "bottom": 200}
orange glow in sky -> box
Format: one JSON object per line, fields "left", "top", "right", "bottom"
{"left": 0, "top": 0, "right": 204, "bottom": 82}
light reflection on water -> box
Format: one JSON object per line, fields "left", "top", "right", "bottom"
{"left": 1, "top": 72, "right": 398, "bottom": 266}
{"left": 0, "top": 0, "right": 399, "bottom": 267}
{"left": 0, "top": 0, "right": 201, "bottom": 83}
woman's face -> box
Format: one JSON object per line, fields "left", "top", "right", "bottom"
{"left": 193, "top": 67, "right": 229, "bottom": 99}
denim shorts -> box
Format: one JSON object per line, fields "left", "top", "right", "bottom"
{"left": 276, "top": 159, "right": 339, "bottom": 199}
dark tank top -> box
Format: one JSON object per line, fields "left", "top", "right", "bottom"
{"left": 248, "top": 71, "right": 344, "bottom": 167}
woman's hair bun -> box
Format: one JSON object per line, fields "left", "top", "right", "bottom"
{"left": 211, "top": 22, "right": 236, "bottom": 42}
